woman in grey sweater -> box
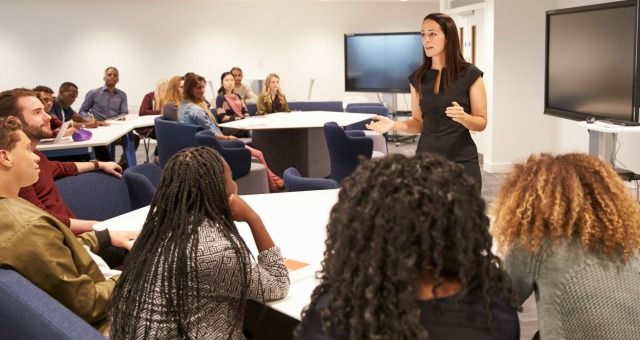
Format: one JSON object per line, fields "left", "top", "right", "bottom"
{"left": 491, "top": 153, "right": 640, "bottom": 340}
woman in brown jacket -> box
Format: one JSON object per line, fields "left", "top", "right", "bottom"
{"left": 256, "top": 73, "right": 290, "bottom": 115}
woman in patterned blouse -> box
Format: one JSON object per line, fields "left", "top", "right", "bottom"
{"left": 110, "top": 147, "right": 290, "bottom": 339}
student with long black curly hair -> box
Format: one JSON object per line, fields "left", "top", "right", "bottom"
{"left": 109, "top": 147, "right": 289, "bottom": 339}
{"left": 296, "top": 153, "right": 519, "bottom": 340}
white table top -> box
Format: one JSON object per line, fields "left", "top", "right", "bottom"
{"left": 36, "top": 124, "right": 134, "bottom": 151}
{"left": 94, "top": 189, "right": 339, "bottom": 319}
{"left": 107, "top": 114, "right": 160, "bottom": 129}
{"left": 578, "top": 121, "right": 640, "bottom": 133}
{"left": 219, "top": 111, "right": 373, "bottom": 130}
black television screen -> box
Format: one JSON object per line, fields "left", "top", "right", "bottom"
{"left": 545, "top": 0, "right": 640, "bottom": 123}
{"left": 344, "top": 32, "right": 423, "bottom": 93}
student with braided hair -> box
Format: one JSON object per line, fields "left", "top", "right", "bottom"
{"left": 178, "top": 72, "right": 284, "bottom": 192}
{"left": 110, "top": 147, "right": 289, "bottom": 340}
{"left": 491, "top": 153, "right": 640, "bottom": 339}
{"left": 296, "top": 153, "right": 519, "bottom": 340}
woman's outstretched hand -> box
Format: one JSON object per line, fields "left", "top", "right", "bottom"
{"left": 366, "top": 115, "right": 395, "bottom": 133}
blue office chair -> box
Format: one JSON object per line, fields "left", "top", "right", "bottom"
{"left": 0, "top": 269, "right": 105, "bottom": 340}
{"left": 344, "top": 102, "right": 386, "bottom": 111}
{"left": 288, "top": 101, "right": 344, "bottom": 112}
{"left": 283, "top": 167, "right": 338, "bottom": 192}
{"left": 123, "top": 163, "right": 162, "bottom": 209}
{"left": 246, "top": 103, "right": 257, "bottom": 116}
{"left": 195, "top": 130, "right": 251, "bottom": 179}
{"left": 195, "top": 130, "right": 270, "bottom": 195}
{"left": 55, "top": 172, "right": 132, "bottom": 221}
{"left": 344, "top": 103, "right": 389, "bottom": 130}
{"left": 323, "top": 122, "right": 373, "bottom": 183}
{"left": 154, "top": 117, "right": 203, "bottom": 168}
{"left": 344, "top": 104, "right": 390, "bottom": 155}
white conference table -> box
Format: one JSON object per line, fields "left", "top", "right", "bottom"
{"left": 94, "top": 188, "right": 339, "bottom": 320}
{"left": 36, "top": 124, "right": 138, "bottom": 166}
{"left": 109, "top": 114, "right": 161, "bottom": 162}
{"left": 36, "top": 115, "right": 162, "bottom": 166}
{"left": 36, "top": 124, "right": 133, "bottom": 151}
{"left": 220, "top": 111, "right": 373, "bottom": 177}
{"left": 107, "top": 114, "right": 160, "bottom": 129}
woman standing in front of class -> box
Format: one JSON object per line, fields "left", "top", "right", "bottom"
{"left": 367, "top": 13, "right": 487, "bottom": 189}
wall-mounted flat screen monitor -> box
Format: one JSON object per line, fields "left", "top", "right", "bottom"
{"left": 344, "top": 32, "right": 423, "bottom": 93}
{"left": 545, "top": 0, "right": 640, "bottom": 124}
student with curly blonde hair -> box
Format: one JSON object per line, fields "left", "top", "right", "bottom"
{"left": 491, "top": 153, "right": 640, "bottom": 339}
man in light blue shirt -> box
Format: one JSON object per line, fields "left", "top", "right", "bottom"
{"left": 79, "top": 67, "right": 137, "bottom": 165}
{"left": 79, "top": 67, "right": 128, "bottom": 120}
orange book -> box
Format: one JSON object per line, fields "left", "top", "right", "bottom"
{"left": 284, "top": 259, "right": 309, "bottom": 272}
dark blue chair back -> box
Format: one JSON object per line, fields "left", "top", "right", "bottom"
{"left": 55, "top": 172, "right": 132, "bottom": 221}
{"left": 345, "top": 102, "right": 386, "bottom": 111}
{"left": 283, "top": 167, "right": 338, "bottom": 192}
{"left": 323, "top": 122, "right": 373, "bottom": 183}
{"left": 289, "top": 101, "right": 344, "bottom": 112}
{"left": 123, "top": 163, "right": 162, "bottom": 209}
{"left": 154, "top": 117, "right": 203, "bottom": 168}
{"left": 345, "top": 104, "right": 389, "bottom": 130}
{"left": 0, "top": 269, "right": 105, "bottom": 340}
{"left": 246, "top": 103, "right": 257, "bottom": 116}
{"left": 195, "top": 130, "right": 251, "bottom": 179}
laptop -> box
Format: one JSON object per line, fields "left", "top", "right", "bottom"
{"left": 39, "top": 120, "right": 72, "bottom": 144}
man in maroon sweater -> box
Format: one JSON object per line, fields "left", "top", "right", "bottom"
{"left": 0, "top": 88, "right": 123, "bottom": 235}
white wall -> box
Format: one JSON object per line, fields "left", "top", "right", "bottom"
{"left": 448, "top": 6, "right": 487, "bottom": 155}
{"left": 483, "top": 0, "right": 640, "bottom": 174}
{"left": 0, "top": 0, "right": 437, "bottom": 110}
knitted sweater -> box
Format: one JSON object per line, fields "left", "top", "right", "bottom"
{"left": 504, "top": 239, "right": 640, "bottom": 339}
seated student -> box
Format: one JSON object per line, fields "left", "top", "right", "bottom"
{"left": 0, "top": 88, "right": 122, "bottom": 233}
{"left": 0, "top": 88, "right": 129, "bottom": 267}
{"left": 38, "top": 84, "right": 95, "bottom": 162}
{"left": 51, "top": 82, "right": 79, "bottom": 122}
{"left": 231, "top": 66, "right": 258, "bottom": 103}
{"left": 109, "top": 146, "right": 290, "bottom": 339}
{"left": 491, "top": 153, "right": 640, "bottom": 339}
{"left": 216, "top": 71, "right": 250, "bottom": 123}
{"left": 0, "top": 116, "right": 137, "bottom": 334}
{"left": 216, "top": 71, "right": 250, "bottom": 138}
{"left": 178, "top": 72, "right": 284, "bottom": 192}
{"left": 33, "top": 85, "right": 76, "bottom": 137}
{"left": 256, "top": 73, "right": 290, "bottom": 115}
{"left": 139, "top": 78, "right": 167, "bottom": 117}
{"left": 138, "top": 79, "right": 167, "bottom": 161}
{"left": 79, "top": 66, "right": 138, "bottom": 165}
{"left": 52, "top": 82, "right": 106, "bottom": 130}
{"left": 296, "top": 153, "right": 519, "bottom": 340}
{"left": 160, "top": 75, "right": 184, "bottom": 121}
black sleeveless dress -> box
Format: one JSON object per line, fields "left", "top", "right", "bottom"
{"left": 409, "top": 65, "right": 483, "bottom": 189}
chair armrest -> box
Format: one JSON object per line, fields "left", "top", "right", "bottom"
{"left": 219, "top": 139, "right": 246, "bottom": 148}
{"left": 345, "top": 130, "right": 365, "bottom": 138}
{"left": 220, "top": 147, "right": 252, "bottom": 179}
